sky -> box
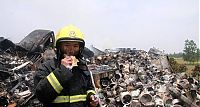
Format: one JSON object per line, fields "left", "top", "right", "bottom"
{"left": 0, "top": 0, "right": 199, "bottom": 54}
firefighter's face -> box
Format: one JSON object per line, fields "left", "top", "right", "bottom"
{"left": 60, "top": 41, "right": 80, "bottom": 56}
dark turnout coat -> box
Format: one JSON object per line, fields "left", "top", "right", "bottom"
{"left": 34, "top": 58, "right": 96, "bottom": 107}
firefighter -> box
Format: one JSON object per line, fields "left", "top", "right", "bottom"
{"left": 34, "top": 25, "right": 99, "bottom": 107}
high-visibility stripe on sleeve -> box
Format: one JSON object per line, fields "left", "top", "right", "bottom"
{"left": 47, "top": 72, "right": 63, "bottom": 93}
{"left": 87, "top": 90, "right": 96, "bottom": 95}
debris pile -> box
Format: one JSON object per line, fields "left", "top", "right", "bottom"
{"left": 0, "top": 30, "right": 54, "bottom": 107}
{"left": 89, "top": 49, "right": 200, "bottom": 107}
{"left": 0, "top": 53, "right": 41, "bottom": 107}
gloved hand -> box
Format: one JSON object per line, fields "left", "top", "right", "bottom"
{"left": 89, "top": 95, "right": 99, "bottom": 107}
{"left": 61, "top": 55, "right": 73, "bottom": 69}
{"left": 58, "top": 55, "right": 80, "bottom": 86}
{"left": 61, "top": 55, "right": 79, "bottom": 69}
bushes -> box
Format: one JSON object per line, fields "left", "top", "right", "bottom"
{"left": 169, "top": 57, "right": 187, "bottom": 73}
{"left": 191, "top": 65, "right": 200, "bottom": 77}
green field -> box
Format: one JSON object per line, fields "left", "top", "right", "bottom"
{"left": 174, "top": 58, "right": 200, "bottom": 64}
{"left": 174, "top": 57, "right": 200, "bottom": 75}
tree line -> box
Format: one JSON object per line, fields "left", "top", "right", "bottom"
{"left": 183, "top": 39, "right": 200, "bottom": 63}
{"left": 168, "top": 39, "right": 200, "bottom": 63}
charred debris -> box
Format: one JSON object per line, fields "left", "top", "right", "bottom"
{"left": 0, "top": 30, "right": 55, "bottom": 107}
{"left": 88, "top": 48, "right": 200, "bottom": 107}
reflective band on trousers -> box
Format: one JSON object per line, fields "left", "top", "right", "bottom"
{"left": 47, "top": 72, "right": 63, "bottom": 93}
{"left": 52, "top": 95, "right": 87, "bottom": 103}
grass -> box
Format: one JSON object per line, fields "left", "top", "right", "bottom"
{"left": 174, "top": 57, "right": 200, "bottom": 65}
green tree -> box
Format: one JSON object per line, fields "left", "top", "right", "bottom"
{"left": 183, "top": 39, "right": 197, "bottom": 63}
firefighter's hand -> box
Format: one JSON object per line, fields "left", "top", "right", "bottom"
{"left": 61, "top": 55, "right": 72, "bottom": 69}
{"left": 89, "top": 95, "right": 99, "bottom": 107}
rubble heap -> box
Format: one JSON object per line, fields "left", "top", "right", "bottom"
{"left": 0, "top": 30, "right": 54, "bottom": 107}
{"left": 89, "top": 49, "right": 200, "bottom": 107}
{"left": 0, "top": 52, "right": 42, "bottom": 107}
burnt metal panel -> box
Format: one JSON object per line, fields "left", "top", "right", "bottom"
{"left": 17, "top": 30, "right": 55, "bottom": 54}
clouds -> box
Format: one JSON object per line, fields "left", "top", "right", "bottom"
{"left": 0, "top": 0, "right": 198, "bottom": 53}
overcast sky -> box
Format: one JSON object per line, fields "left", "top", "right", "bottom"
{"left": 0, "top": 0, "right": 199, "bottom": 54}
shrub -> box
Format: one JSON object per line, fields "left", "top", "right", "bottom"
{"left": 192, "top": 65, "right": 200, "bottom": 77}
{"left": 169, "top": 57, "right": 187, "bottom": 73}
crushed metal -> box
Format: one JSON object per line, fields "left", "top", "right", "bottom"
{"left": 88, "top": 48, "right": 200, "bottom": 107}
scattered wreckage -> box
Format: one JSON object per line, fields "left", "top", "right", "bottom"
{"left": 0, "top": 30, "right": 199, "bottom": 107}
{"left": 0, "top": 30, "right": 55, "bottom": 107}
{"left": 88, "top": 48, "right": 200, "bottom": 107}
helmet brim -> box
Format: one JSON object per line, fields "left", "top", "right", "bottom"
{"left": 56, "top": 37, "right": 85, "bottom": 48}
{"left": 59, "top": 39, "right": 84, "bottom": 43}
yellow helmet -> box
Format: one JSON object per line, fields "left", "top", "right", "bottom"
{"left": 55, "top": 25, "right": 85, "bottom": 49}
